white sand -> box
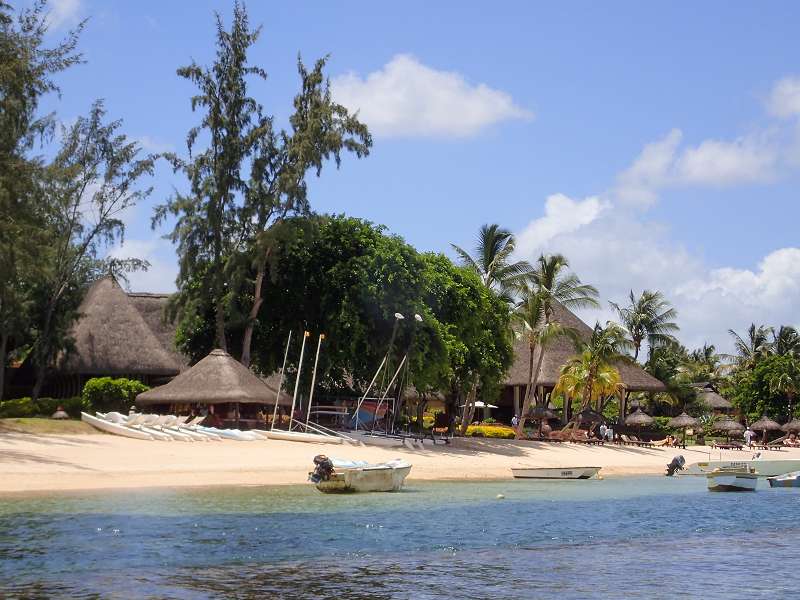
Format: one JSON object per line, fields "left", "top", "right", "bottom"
{"left": 2, "top": 431, "right": 798, "bottom": 494}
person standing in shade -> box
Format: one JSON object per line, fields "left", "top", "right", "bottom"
{"left": 511, "top": 414, "right": 519, "bottom": 428}
{"left": 744, "top": 426, "right": 756, "bottom": 446}
{"left": 599, "top": 423, "right": 608, "bottom": 441}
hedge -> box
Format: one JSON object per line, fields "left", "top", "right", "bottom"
{"left": 465, "top": 424, "right": 516, "bottom": 439}
{"left": 0, "top": 396, "right": 87, "bottom": 419}
{"left": 81, "top": 377, "right": 150, "bottom": 413}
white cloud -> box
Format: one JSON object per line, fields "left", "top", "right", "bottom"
{"left": 767, "top": 76, "right": 800, "bottom": 118}
{"left": 332, "top": 54, "right": 532, "bottom": 138}
{"left": 615, "top": 129, "right": 778, "bottom": 206}
{"left": 516, "top": 193, "right": 606, "bottom": 257}
{"left": 46, "top": 0, "right": 82, "bottom": 31}
{"left": 136, "top": 135, "right": 173, "bottom": 154}
{"left": 108, "top": 238, "right": 177, "bottom": 293}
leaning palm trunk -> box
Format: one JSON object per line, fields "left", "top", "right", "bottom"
{"left": 515, "top": 342, "right": 545, "bottom": 439}
{"left": 459, "top": 387, "right": 478, "bottom": 435}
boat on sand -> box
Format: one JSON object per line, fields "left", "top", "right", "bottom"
{"left": 81, "top": 412, "right": 154, "bottom": 441}
{"left": 309, "top": 455, "right": 411, "bottom": 493}
{"left": 706, "top": 466, "right": 758, "bottom": 492}
{"left": 511, "top": 466, "right": 601, "bottom": 480}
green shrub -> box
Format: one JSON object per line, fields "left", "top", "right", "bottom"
{"left": 466, "top": 424, "right": 515, "bottom": 439}
{"left": 0, "top": 396, "right": 90, "bottom": 419}
{"left": 482, "top": 417, "right": 497, "bottom": 424}
{"left": 82, "top": 377, "right": 149, "bottom": 413}
{"left": 0, "top": 398, "right": 37, "bottom": 418}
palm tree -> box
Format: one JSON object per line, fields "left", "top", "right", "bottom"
{"left": 609, "top": 290, "right": 678, "bottom": 361}
{"left": 451, "top": 224, "right": 531, "bottom": 301}
{"left": 555, "top": 352, "right": 624, "bottom": 415}
{"left": 772, "top": 325, "right": 800, "bottom": 357}
{"left": 728, "top": 324, "right": 772, "bottom": 367}
{"left": 513, "top": 254, "right": 598, "bottom": 438}
{"left": 569, "top": 322, "right": 632, "bottom": 413}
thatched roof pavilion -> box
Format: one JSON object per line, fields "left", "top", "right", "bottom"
{"left": 697, "top": 389, "right": 733, "bottom": 411}
{"left": 136, "top": 349, "right": 291, "bottom": 406}
{"left": 503, "top": 301, "right": 665, "bottom": 392}
{"left": 60, "top": 277, "right": 182, "bottom": 378}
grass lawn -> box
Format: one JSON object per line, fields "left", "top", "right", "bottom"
{"left": 0, "top": 418, "right": 99, "bottom": 435}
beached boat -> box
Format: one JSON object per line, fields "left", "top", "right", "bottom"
{"left": 767, "top": 470, "right": 800, "bottom": 488}
{"left": 683, "top": 459, "right": 800, "bottom": 478}
{"left": 706, "top": 466, "right": 758, "bottom": 492}
{"left": 81, "top": 412, "right": 154, "bottom": 441}
{"left": 511, "top": 466, "right": 601, "bottom": 480}
{"left": 265, "top": 429, "right": 344, "bottom": 444}
{"left": 309, "top": 455, "right": 411, "bottom": 493}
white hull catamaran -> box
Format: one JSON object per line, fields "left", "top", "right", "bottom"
{"left": 81, "top": 412, "right": 154, "bottom": 440}
{"left": 511, "top": 466, "right": 601, "bottom": 480}
{"left": 309, "top": 455, "right": 412, "bottom": 493}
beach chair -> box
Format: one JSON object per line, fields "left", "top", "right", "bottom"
{"left": 630, "top": 435, "right": 654, "bottom": 448}
{"left": 429, "top": 413, "right": 452, "bottom": 445}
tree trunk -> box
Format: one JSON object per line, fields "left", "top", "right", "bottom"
{"left": 516, "top": 342, "right": 546, "bottom": 439}
{"left": 0, "top": 331, "right": 7, "bottom": 402}
{"left": 240, "top": 251, "right": 270, "bottom": 367}
{"left": 32, "top": 300, "right": 57, "bottom": 401}
{"left": 459, "top": 386, "right": 477, "bottom": 435}
{"left": 579, "top": 364, "right": 597, "bottom": 412}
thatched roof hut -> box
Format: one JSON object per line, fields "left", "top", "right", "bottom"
{"left": 137, "top": 349, "right": 292, "bottom": 406}
{"left": 503, "top": 301, "right": 665, "bottom": 392}
{"left": 697, "top": 389, "right": 733, "bottom": 411}
{"left": 60, "top": 277, "right": 182, "bottom": 377}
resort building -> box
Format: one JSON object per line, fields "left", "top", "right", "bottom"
{"left": 498, "top": 302, "right": 665, "bottom": 423}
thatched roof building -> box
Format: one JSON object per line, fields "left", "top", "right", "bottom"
{"left": 137, "top": 349, "right": 291, "bottom": 406}
{"left": 60, "top": 277, "right": 182, "bottom": 378}
{"left": 503, "top": 302, "right": 666, "bottom": 392}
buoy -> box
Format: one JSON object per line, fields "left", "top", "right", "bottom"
{"left": 597, "top": 475, "right": 604, "bottom": 480}
{"left": 496, "top": 493, "right": 505, "bottom": 499}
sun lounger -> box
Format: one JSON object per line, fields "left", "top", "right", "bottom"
{"left": 710, "top": 441, "right": 744, "bottom": 450}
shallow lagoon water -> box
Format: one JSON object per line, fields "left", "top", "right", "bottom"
{"left": 1, "top": 476, "right": 799, "bottom": 598}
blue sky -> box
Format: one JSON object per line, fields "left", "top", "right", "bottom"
{"left": 38, "top": 0, "right": 800, "bottom": 352}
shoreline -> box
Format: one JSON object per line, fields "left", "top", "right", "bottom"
{"left": 2, "top": 430, "right": 796, "bottom": 496}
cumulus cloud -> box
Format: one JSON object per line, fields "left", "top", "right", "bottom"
{"left": 108, "top": 238, "right": 177, "bottom": 293}
{"left": 516, "top": 194, "right": 607, "bottom": 257}
{"left": 46, "top": 0, "right": 82, "bottom": 31}
{"left": 332, "top": 54, "right": 532, "bottom": 138}
{"left": 767, "top": 76, "right": 800, "bottom": 118}
{"left": 615, "top": 129, "right": 778, "bottom": 206}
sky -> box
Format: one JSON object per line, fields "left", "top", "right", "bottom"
{"left": 34, "top": 0, "right": 800, "bottom": 354}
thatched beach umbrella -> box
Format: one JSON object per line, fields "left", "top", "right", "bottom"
{"left": 136, "top": 349, "right": 291, "bottom": 425}
{"left": 713, "top": 417, "right": 744, "bottom": 441}
{"left": 575, "top": 408, "right": 605, "bottom": 435}
{"left": 625, "top": 408, "right": 654, "bottom": 427}
{"left": 697, "top": 389, "right": 733, "bottom": 413}
{"left": 782, "top": 418, "right": 800, "bottom": 433}
{"left": 751, "top": 415, "right": 782, "bottom": 443}
{"left": 667, "top": 412, "right": 699, "bottom": 444}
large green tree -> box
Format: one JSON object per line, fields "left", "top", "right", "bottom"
{"left": 0, "top": 0, "right": 82, "bottom": 399}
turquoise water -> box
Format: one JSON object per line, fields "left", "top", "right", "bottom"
{"left": 1, "top": 477, "right": 799, "bottom": 598}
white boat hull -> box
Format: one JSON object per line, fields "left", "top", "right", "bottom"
{"left": 314, "top": 462, "right": 412, "bottom": 493}
{"left": 707, "top": 472, "right": 758, "bottom": 492}
{"left": 683, "top": 459, "right": 800, "bottom": 477}
{"left": 265, "top": 430, "right": 343, "bottom": 444}
{"left": 81, "top": 412, "right": 153, "bottom": 441}
{"left": 767, "top": 470, "right": 800, "bottom": 488}
{"left": 512, "top": 467, "right": 601, "bottom": 480}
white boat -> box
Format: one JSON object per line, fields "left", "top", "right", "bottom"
{"left": 706, "top": 466, "right": 758, "bottom": 492}
{"left": 309, "top": 456, "right": 412, "bottom": 493}
{"left": 195, "top": 426, "right": 260, "bottom": 441}
{"left": 683, "top": 459, "right": 800, "bottom": 478}
{"left": 511, "top": 466, "right": 601, "bottom": 480}
{"left": 767, "top": 470, "right": 800, "bottom": 488}
{"left": 265, "top": 429, "right": 344, "bottom": 444}
{"left": 81, "top": 412, "right": 154, "bottom": 441}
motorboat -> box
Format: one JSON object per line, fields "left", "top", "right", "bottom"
{"left": 683, "top": 459, "right": 800, "bottom": 478}
{"left": 767, "top": 470, "right": 800, "bottom": 488}
{"left": 81, "top": 412, "right": 154, "bottom": 441}
{"left": 706, "top": 466, "right": 758, "bottom": 492}
{"left": 511, "top": 466, "right": 601, "bottom": 480}
{"left": 309, "top": 455, "right": 412, "bottom": 493}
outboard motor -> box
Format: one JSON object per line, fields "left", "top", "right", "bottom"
{"left": 309, "top": 454, "right": 335, "bottom": 483}
{"left": 665, "top": 455, "right": 685, "bottom": 477}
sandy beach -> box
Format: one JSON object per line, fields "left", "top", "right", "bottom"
{"left": 3, "top": 430, "right": 797, "bottom": 494}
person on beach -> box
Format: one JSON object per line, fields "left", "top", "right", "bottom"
{"left": 599, "top": 423, "right": 607, "bottom": 440}
{"left": 511, "top": 414, "right": 519, "bottom": 428}
{"left": 744, "top": 426, "right": 756, "bottom": 446}
{"left": 786, "top": 433, "right": 799, "bottom": 447}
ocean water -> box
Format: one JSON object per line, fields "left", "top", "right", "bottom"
{"left": 1, "top": 476, "right": 798, "bottom": 599}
